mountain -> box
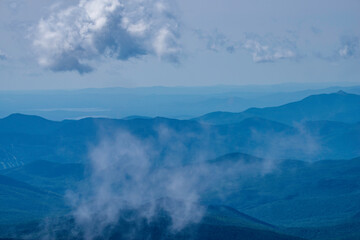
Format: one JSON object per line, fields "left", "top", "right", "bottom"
{"left": 1, "top": 110, "right": 359, "bottom": 171}
{"left": 286, "top": 217, "right": 360, "bottom": 240}
{"left": 205, "top": 153, "right": 360, "bottom": 228}
{"left": 209, "top": 152, "right": 263, "bottom": 164}
{"left": 1, "top": 160, "right": 84, "bottom": 194}
{"left": 245, "top": 91, "right": 360, "bottom": 124}
{"left": 0, "top": 159, "right": 306, "bottom": 240}
{"left": 1, "top": 85, "right": 360, "bottom": 121}
{"left": 0, "top": 202, "right": 305, "bottom": 240}
{"left": 191, "top": 205, "right": 304, "bottom": 240}
{"left": 0, "top": 90, "right": 358, "bottom": 239}
{"left": 3, "top": 152, "right": 360, "bottom": 233}
{"left": 0, "top": 174, "right": 66, "bottom": 225}
{"left": 286, "top": 210, "right": 360, "bottom": 240}
{"left": 0, "top": 114, "right": 61, "bottom": 135}
{"left": 194, "top": 111, "right": 251, "bottom": 125}
{"left": 0, "top": 160, "right": 85, "bottom": 231}
{"left": 196, "top": 91, "right": 360, "bottom": 125}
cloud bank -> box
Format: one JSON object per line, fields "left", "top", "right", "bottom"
{"left": 33, "top": 0, "right": 181, "bottom": 73}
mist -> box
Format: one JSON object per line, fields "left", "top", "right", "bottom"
{"left": 49, "top": 125, "right": 282, "bottom": 239}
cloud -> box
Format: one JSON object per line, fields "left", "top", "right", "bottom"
{"left": 311, "top": 26, "right": 322, "bottom": 35}
{"left": 242, "top": 34, "right": 299, "bottom": 63}
{"left": 57, "top": 125, "right": 276, "bottom": 239}
{"left": 338, "top": 36, "right": 359, "bottom": 59}
{"left": 316, "top": 35, "right": 360, "bottom": 62}
{"left": 21, "top": 120, "right": 318, "bottom": 238}
{"left": 249, "top": 123, "right": 322, "bottom": 163}
{"left": 0, "top": 50, "right": 7, "bottom": 60}
{"left": 65, "top": 130, "right": 205, "bottom": 239}
{"left": 33, "top": 0, "right": 181, "bottom": 74}
{"left": 195, "top": 29, "right": 237, "bottom": 53}
{"left": 195, "top": 30, "right": 299, "bottom": 63}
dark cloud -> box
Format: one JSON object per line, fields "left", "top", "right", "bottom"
{"left": 48, "top": 53, "right": 93, "bottom": 74}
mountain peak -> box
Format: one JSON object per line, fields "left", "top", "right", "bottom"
{"left": 336, "top": 90, "right": 348, "bottom": 95}
{"left": 0, "top": 113, "right": 60, "bottom": 135}
{"left": 3, "top": 113, "right": 47, "bottom": 121}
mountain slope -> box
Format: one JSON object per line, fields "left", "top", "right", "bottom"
{"left": 245, "top": 91, "right": 360, "bottom": 124}
{"left": 0, "top": 203, "right": 305, "bottom": 240}
{"left": 196, "top": 91, "right": 360, "bottom": 125}
{"left": 205, "top": 153, "right": 360, "bottom": 227}
{"left": 1, "top": 160, "right": 85, "bottom": 194}
{"left": 0, "top": 114, "right": 62, "bottom": 135}
{"left": 0, "top": 174, "right": 66, "bottom": 225}
{"left": 1, "top": 112, "right": 359, "bottom": 170}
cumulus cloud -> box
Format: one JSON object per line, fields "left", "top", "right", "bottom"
{"left": 242, "top": 34, "right": 299, "bottom": 63}
{"left": 33, "top": 0, "right": 181, "bottom": 73}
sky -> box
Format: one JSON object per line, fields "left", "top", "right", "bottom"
{"left": 0, "top": 0, "right": 359, "bottom": 90}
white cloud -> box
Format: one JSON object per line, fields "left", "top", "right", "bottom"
{"left": 242, "top": 35, "right": 298, "bottom": 63}
{"left": 195, "top": 30, "right": 299, "bottom": 63}
{"left": 316, "top": 35, "right": 360, "bottom": 62}
{"left": 62, "top": 126, "right": 278, "bottom": 239}
{"left": 338, "top": 36, "right": 359, "bottom": 59}
{"left": 66, "top": 130, "right": 205, "bottom": 239}
{"left": 339, "top": 45, "right": 349, "bottom": 57}
{"left": 33, "top": 0, "right": 181, "bottom": 73}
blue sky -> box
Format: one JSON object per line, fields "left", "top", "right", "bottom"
{"left": 0, "top": 0, "right": 359, "bottom": 90}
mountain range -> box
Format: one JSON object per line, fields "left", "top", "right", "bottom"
{"left": 196, "top": 91, "right": 360, "bottom": 125}
{"left": 1, "top": 85, "right": 359, "bottom": 120}
{"left": 0, "top": 90, "right": 359, "bottom": 239}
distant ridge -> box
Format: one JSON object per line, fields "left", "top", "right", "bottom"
{"left": 122, "top": 115, "right": 152, "bottom": 120}
{"left": 336, "top": 90, "right": 347, "bottom": 95}
{"left": 2, "top": 113, "right": 50, "bottom": 124}
{"left": 195, "top": 91, "right": 360, "bottom": 125}
{"left": 209, "top": 152, "right": 263, "bottom": 164}
{"left": 1, "top": 84, "right": 360, "bottom": 121}
{"left": 0, "top": 113, "right": 61, "bottom": 135}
